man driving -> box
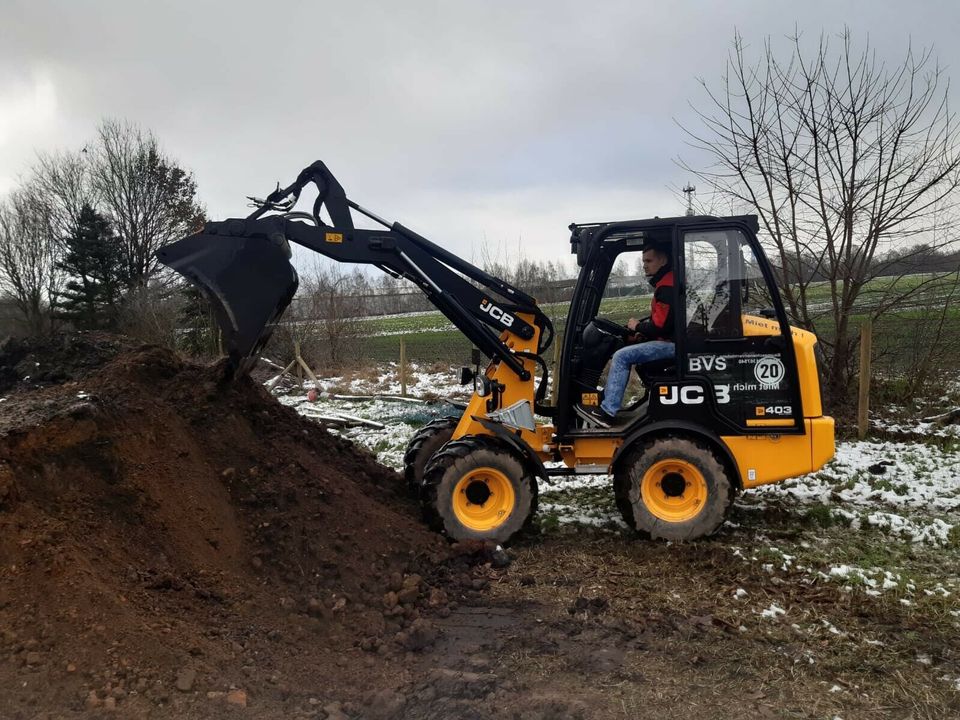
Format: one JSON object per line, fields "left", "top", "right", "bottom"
{"left": 577, "top": 242, "right": 676, "bottom": 428}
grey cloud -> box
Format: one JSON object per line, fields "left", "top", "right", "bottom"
{"left": 1, "top": 0, "right": 959, "bottom": 261}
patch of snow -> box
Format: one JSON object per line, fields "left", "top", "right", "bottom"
{"left": 821, "top": 619, "right": 846, "bottom": 636}
{"left": 940, "top": 675, "right": 960, "bottom": 691}
{"left": 760, "top": 603, "right": 786, "bottom": 619}
{"left": 752, "top": 439, "right": 960, "bottom": 546}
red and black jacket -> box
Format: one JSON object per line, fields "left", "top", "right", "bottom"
{"left": 636, "top": 265, "right": 675, "bottom": 341}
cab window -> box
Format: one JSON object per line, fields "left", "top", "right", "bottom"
{"left": 683, "top": 228, "right": 778, "bottom": 338}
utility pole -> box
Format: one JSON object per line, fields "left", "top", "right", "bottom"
{"left": 683, "top": 183, "right": 696, "bottom": 216}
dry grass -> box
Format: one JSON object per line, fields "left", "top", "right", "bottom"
{"left": 481, "top": 531, "right": 960, "bottom": 719}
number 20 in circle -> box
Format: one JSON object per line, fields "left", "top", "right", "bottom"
{"left": 754, "top": 356, "right": 785, "bottom": 386}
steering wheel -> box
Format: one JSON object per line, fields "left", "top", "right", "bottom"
{"left": 591, "top": 317, "right": 631, "bottom": 338}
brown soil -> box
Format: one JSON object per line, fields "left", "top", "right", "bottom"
{"left": 1, "top": 335, "right": 957, "bottom": 720}
{"left": 0, "top": 342, "right": 483, "bottom": 719}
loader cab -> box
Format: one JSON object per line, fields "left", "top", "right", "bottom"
{"left": 558, "top": 215, "right": 803, "bottom": 440}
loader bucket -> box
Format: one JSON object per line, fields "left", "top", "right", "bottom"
{"left": 156, "top": 219, "right": 299, "bottom": 376}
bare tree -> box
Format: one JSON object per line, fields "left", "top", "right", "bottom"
{"left": 271, "top": 262, "right": 367, "bottom": 374}
{"left": 0, "top": 189, "right": 62, "bottom": 335}
{"left": 680, "top": 29, "right": 960, "bottom": 404}
{"left": 90, "top": 119, "right": 204, "bottom": 288}
{"left": 31, "top": 149, "right": 95, "bottom": 239}
{"left": 303, "top": 264, "right": 365, "bottom": 368}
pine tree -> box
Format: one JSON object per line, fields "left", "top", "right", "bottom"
{"left": 54, "top": 204, "right": 125, "bottom": 330}
{"left": 178, "top": 284, "right": 221, "bottom": 356}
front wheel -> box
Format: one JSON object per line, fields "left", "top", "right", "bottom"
{"left": 402, "top": 417, "right": 458, "bottom": 497}
{"left": 614, "top": 437, "right": 733, "bottom": 541}
{"left": 422, "top": 436, "right": 537, "bottom": 544}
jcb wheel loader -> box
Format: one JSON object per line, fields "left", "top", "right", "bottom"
{"left": 158, "top": 161, "right": 835, "bottom": 544}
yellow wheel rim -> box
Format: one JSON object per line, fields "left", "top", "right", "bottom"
{"left": 641, "top": 459, "right": 708, "bottom": 522}
{"left": 452, "top": 467, "right": 516, "bottom": 532}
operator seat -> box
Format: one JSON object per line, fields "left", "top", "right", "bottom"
{"left": 635, "top": 356, "right": 675, "bottom": 384}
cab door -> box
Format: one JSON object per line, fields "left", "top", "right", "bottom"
{"left": 676, "top": 225, "right": 803, "bottom": 434}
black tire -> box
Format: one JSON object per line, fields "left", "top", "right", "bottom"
{"left": 402, "top": 417, "right": 458, "bottom": 498}
{"left": 614, "top": 436, "right": 731, "bottom": 541}
{"left": 422, "top": 436, "right": 538, "bottom": 544}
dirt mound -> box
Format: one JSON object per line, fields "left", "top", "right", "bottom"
{"left": 0, "top": 344, "right": 469, "bottom": 719}
{"left": 0, "top": 332, "right": 138, "bottom": 394}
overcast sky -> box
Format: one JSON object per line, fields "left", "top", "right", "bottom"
{"left": 2, "top": 0, "right": 958, "bottom": 266}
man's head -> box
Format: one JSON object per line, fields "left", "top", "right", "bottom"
{"left": 641, "top": 245, "right": 670, "bottom": 278}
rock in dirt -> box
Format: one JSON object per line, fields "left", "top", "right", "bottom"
{"left": 24, "top": 650, "right": 42, "bottom": 666}
{"left": 175, "top": 667, "right": 197, "bottom": 692}
{"left": 363, "top": 688, "right": 407, "bottom": 719}
{"left": 324, "top": 701, "right": 350, "bottom": 720}
{"left": 400, "top": 619, "right": 438, "bottom": 651}
{"left": 426, "top": 668, "right": 497, "bottom": 699}
{"left": 490, "top": 544, "right": 511, "bottom": 568}
{"left": 226, "top": 688, "right": 248, "bottom": 707}
{"left": 397, "top": 585, "right": 419, "bottom": 605}
{"left": 427, "top": 587, "right": 448, "bottom": 607}
{"left": 85, "top": 691, "right": 101, "bottom": 710}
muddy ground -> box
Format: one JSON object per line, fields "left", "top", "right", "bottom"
{"left": 0, "top": 336, "right": 957, "bottom": 719}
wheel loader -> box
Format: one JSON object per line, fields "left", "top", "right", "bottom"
{"left": 158, "top": 161, "right": 835, "bottom": 543}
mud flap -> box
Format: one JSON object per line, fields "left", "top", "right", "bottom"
{"left": 157, "top": 219, "right": 299, "bottom": 376}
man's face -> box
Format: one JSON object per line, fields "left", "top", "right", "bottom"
{"left": 642, "top": 249, "right": 668, "bottom": 278}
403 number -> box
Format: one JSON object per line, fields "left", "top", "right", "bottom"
{"left": 757, "top": 405, "right": 792, "bottom": 416}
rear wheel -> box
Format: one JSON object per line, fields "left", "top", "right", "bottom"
{"left": 614, "top": 437, "right": 731, "bottom": 541}
{"left": 402, "top": 417, "right": 458, "bottom": 497}
{"left": 422, "top": 436, "right": 537, "bottom": 544}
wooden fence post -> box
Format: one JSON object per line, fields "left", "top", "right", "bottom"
{"left": 399, "top": 337, "right": 407, "bottom": 397}
{"left": 857, "top": 319, "right": 873, "bottom": 440}
{"left": 294, "top": 342, "right": 319, "bottom": 385}
{"left": 294, "top": 341, "right": 303, "bottom": 388}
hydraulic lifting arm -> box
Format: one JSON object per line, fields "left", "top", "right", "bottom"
{"left": 157, "top": 161, "right": 554, "bottom": 378}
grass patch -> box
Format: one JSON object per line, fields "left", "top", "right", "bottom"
{"left": 802, "top": 502, "right": 835, "bottom": 528}
{"left": 948, "top": 525, "right": 960, "bottom": 548}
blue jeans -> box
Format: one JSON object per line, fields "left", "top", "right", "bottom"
{"left": 600, "top": 341, "right": 675, "bottom": 416}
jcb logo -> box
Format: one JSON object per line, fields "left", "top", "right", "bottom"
{"left": 480, "top": 298, "right": 515, "bottom": 328}
{"left": 659, "top": 385, "right": 704, "bottom": 405}
{"left": 659, "top": 384, "right": 731, "bottom": 405}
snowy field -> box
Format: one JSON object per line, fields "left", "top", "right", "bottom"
{"left": 274, "top": 363, "right": 960, "bottom": 612}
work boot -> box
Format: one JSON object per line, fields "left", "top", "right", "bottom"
{"left": 575, "top": 405, "right": 620, "bottom": 429}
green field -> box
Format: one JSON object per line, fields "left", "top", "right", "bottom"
{"left": 336, "top": 273, "right": 960, "bottom": 376}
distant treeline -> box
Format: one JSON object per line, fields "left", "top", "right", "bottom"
{"left": 773, "top": 244, "right": 960, "bottom": 285}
